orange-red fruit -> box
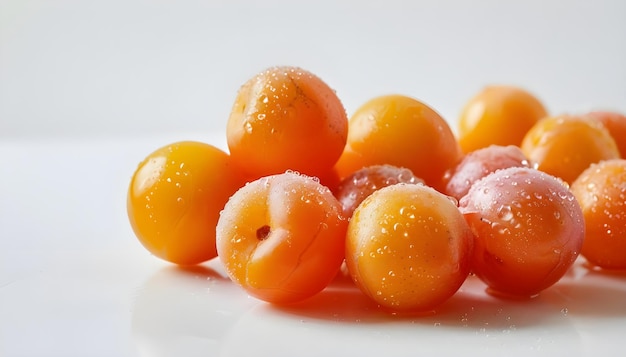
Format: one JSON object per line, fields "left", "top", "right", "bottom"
{"left": 521, "top": 115, "right": 620, "bottom": 185}
{"left": 334, "top": 94, "right": 462, "bottom": 190}
{"left": 459, "top": 167, "right": 584, "bottom": 297}
{"left": 335, "top": 164, "right": 424, "bottom": 217}
{"left": 346, "top": 183, "right": 473, "bottom": 313}
{"left": 215, "top": 171, "right": 348, "bottom": 304}
{"left": 442, "top": 145, "right": 532, "bottom": 201}
{"left": 127, "top": 141, "right": 245, "bottom": 265}
{"left": 226, "top": 66, "right": 348, "bottom": 178}
{"left": 458, "top": 85, "right": 548, "bottom": 153}
{"left": 586, "top": 111, "right": 626, "bottom": 158}
{"left": 571, "top": 159, "right": 626, "bottom": 270}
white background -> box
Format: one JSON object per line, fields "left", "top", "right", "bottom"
{"left": 1, "top": 1, "right": 626, "bottom": 356}
{"left": 2, "top": 0, "right": 625, "bottom": 140}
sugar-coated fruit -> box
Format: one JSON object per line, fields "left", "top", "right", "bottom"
{"left": 459, "top": 167, "right": 584, "bottom": 297}
{"left": 215, "top": 171, "right": 348, "bottom": 304}
{"left": 345, "top": 183, "right": 474, "bottom": 313}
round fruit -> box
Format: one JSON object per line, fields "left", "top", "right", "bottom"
{"left": 571, "top": 159, "right": 626, "bottom": 270}
{"left": 458, "top": 85, "right": 547, "bottom": 153}
{"left": 586, "top": 110, "right": 626, "bottom": 158}
{"left": 459, "top": 167, "right": 585, "bottom": 297}
{"left": 334, "top": 94, "right": 462, "bottom": 190}
{"left": 442, "top": 145, "right": 532, "bottom": 201}
{"left": 334, "top": 164, "right": 424, "bottom": 217}
{"left": 226, "top": 66, "right": 348, "bottom": 179}
{"left": 345, "top": 183, "right": 473, "bottom": 313}
{"left": 127, "top": 141, "right": 245, "bottom": 265}
{"left": 521, "top": 115, "right": 620, "bottom": 184}
{"left": 215, "top": 171, "right": 348, "bottom": 304}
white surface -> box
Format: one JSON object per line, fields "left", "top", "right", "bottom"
{"left": 2, "top": 137, "right": 626, "bottom": 357}
{"left": 2, "top": 1, "right": 626, "bottom": 356}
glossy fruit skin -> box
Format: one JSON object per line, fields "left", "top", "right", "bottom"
{"left": 458, "top": 85, "right": 548, "bottom": 153}
{"left": 226, "top": 66, "right": 348, "bottom": 179}
{"left": 334, "top": 94, "right": 462, "bottom": 190}
{"left": 442, "top": 145, "right": 532, "bottom": 201}
{"left": 587, "top": 111, "right": 626, "bottom": 158}
{"left": 215, "top": 172, "right": 348, "bottom": 304}
{"left": 345, "top": 183, "right": 473, "bottom": 313}
{"left": 521, "top": 115, "right": 620, "bottom": 185}
{"left": 459, "top": 167, "right": 585, "bottom": 297}
{"left": 334, "top": 164, "right": 424, "bottom": 218}
{"left": 571, "top": 159, "right": 626, "bottom": 270}
{"left": 127, "top": 141, "right": 245, "bottom": 265}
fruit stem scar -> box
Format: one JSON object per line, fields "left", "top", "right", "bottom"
{"left": 256, "top": 225, "right": 271, "bottom": 240}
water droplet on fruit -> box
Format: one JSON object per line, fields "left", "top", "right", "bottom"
{"left": 384, "top": 177, "right": 398, "bottom": 185}
{"left": 557, "top": 190, "right": 570, "bottom": 200}
{"left": 244, "top": 121, "right": 253, "bottom": 133}
{"left": 177, "top": 197, "right": 185, "bottom": 205}
{"left": 257, "top": 113, "right": 266, "bottom": 120}
{"left": 497, "top": 205, "right": 514, "bottom": 221}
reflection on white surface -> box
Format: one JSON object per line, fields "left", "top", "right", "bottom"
{"left": 1, "top": 138, "right": 626, "bottom": 356}
{"left": 131, "top": 263, "right": 257, "bottom": 357}
{"left": 130, "top": 258, "right": 626, "bottom": 356}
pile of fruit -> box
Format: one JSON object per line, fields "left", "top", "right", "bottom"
{"left": 127, "top": 66, "right": 626, "bottom": 313}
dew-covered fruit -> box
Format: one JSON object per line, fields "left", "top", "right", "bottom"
{"left": 334, "top": 94, "right": 462, "bottom": 190}
{"left": 521, "top": 115, "right": 620, "bottom": 184}
{"left": 127, "top": 141, "right": 246, "bottom": 265}
{"left": 334, "top": 164, "right": 424, "bottom": 217}
{"left": 459, "top": 167, "right": 585, "bottom": 297}
{"left": 586, "top": 110, "right": 626, "bottom": 158}
{"left": 571, "top": 159, "right": 626, "bottom": 270}
{"left": 442, "top": 145, "right": 532, "bottom": 201}
{"left": 226, "top": 66, "right": 348, "bottom": 179}
{"left": 215, "top": 171, "right": 348, "bottom": 304}
{"left": 345, "top": 183, "right": 474, "bottom": 313}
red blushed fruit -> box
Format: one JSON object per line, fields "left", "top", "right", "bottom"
{"left": 334, "top": 164, "right": 424, "bottom": 218}
{"left": 442, "top": 145, "right": 532, "bottom": 201}
{"left": 586, "top": 110, "right": 626, "bottom": 158}
{"left": 459, "top": 167, "right": 585, "bottom": 298}
{"left": 215, "top": 171, "right": 348, "bottom": 304}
